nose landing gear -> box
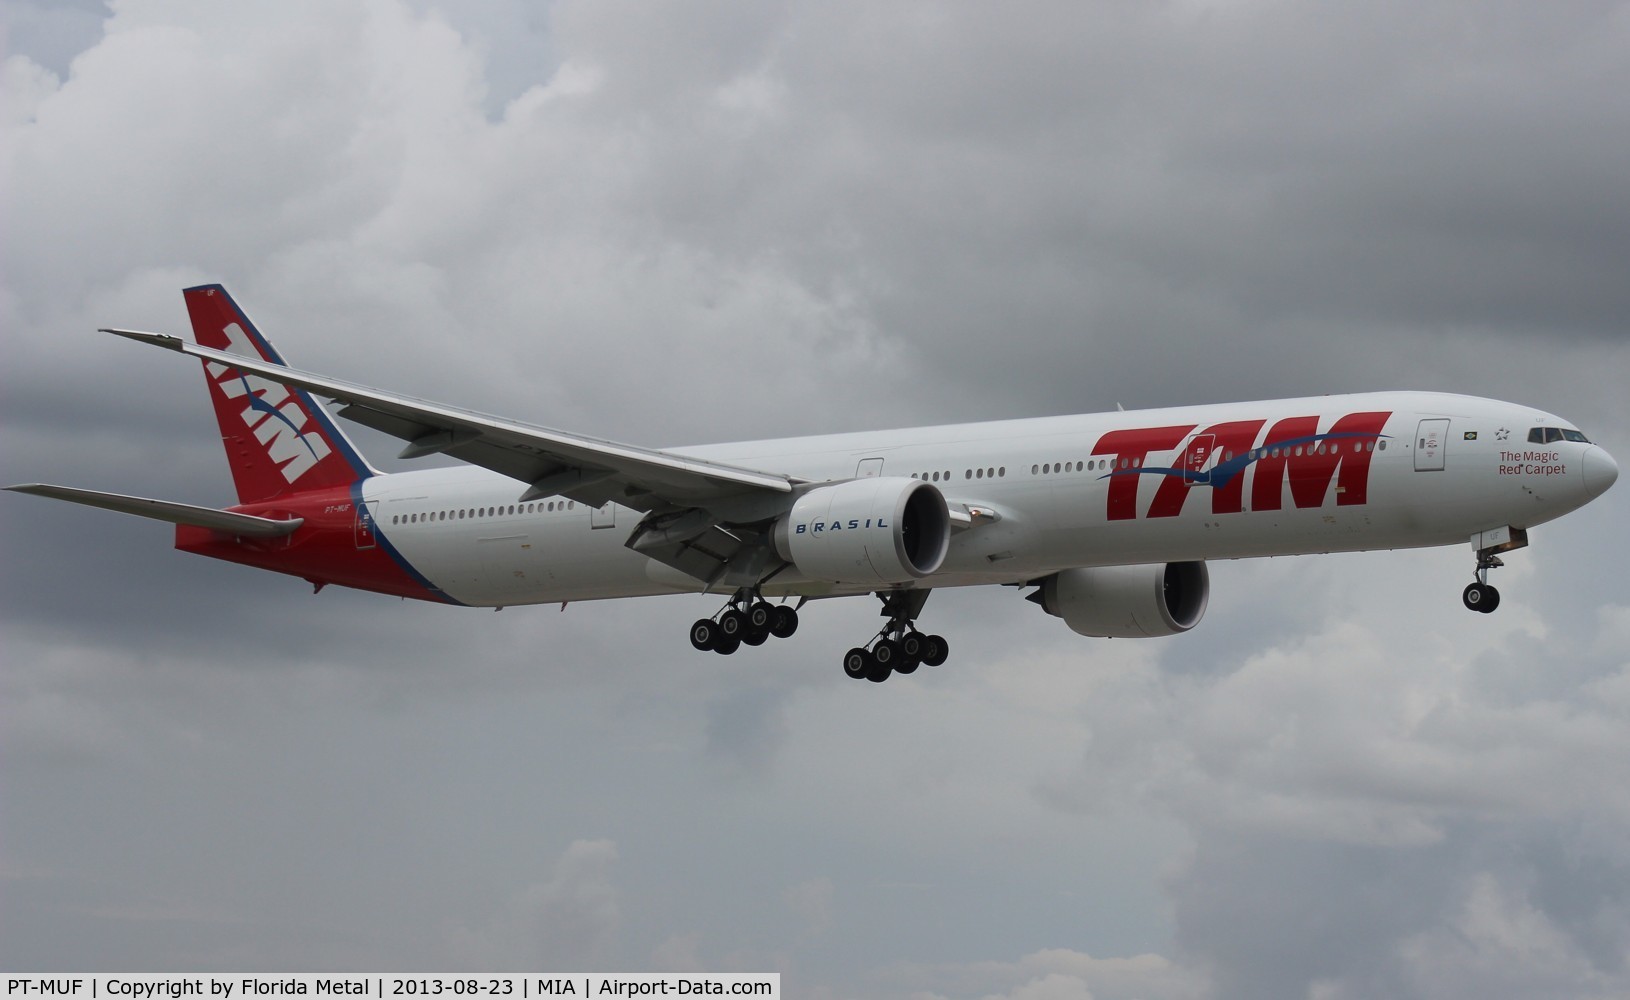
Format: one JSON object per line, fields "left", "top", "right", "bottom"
{"left": 1463, "top": 547, "right": 1503, "bottom": 612}
{"left": 1463, "top": 527, "right": 1528, "bottom": 614}
{"left": 1467, "top": 525, "right": 1525, "bottom": 613}
{"left": 1463, "top": 575, "right": 1501, "bottom": 613}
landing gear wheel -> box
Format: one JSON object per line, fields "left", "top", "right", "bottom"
{"left": 689, "top": 618, "right": 719, "bottom": 651}
{"left": 769, "top": 605, "right": 800, "bottom": 639}
{"left": 921, "top": 634, "right": 949, "bottom": 667}
{"left": 1463, "top": 582, "right": 1500, "bottom": 614}
{"left": 718, "top": 608, "right": 747, "bottom": 639}
{"left": 893, "top": 632, "right": 924, "bottom": 674}
{"left": 742, "top": 630, "right": 769, "bottom": 646}
{"left": 747, "top": 601, "right": 775, "bottom": 632}
{"left": 713, "top": 635, "right": 741, "bottom": 655}
{"left": 843, "top": 647, "right": 871, "bottom": 680}
{"left": 872, "top": 638, "right": 901, "bottom": 668}
{"left": 865, "top": 654, "right": 892, "bottom": 683}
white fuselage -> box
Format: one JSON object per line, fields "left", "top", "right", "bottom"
{"left": 357, "top": 391, "right": 1614, "bottom": 608}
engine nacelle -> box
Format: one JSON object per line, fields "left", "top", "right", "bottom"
{"left": 1032, "top": 562, "right": 1209, "bottom": 638}
{"left": 773, "top": 477, "right": 951, "bottom": 585}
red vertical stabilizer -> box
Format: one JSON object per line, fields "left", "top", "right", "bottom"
{"left": 184, "top": 284, "right": 374, "bottom": 504}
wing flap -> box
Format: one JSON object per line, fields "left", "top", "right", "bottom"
{"left": 6, "top": 484, "right": 303, "bottom": 537}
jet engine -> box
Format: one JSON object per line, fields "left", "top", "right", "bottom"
{"left": 1030, "top": 562, "right": 1209, "bottom": 638}
{"left": 773, "top": 477, "right": 951, "bottom": 585}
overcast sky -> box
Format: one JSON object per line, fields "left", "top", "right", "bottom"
{"left": 3, "top": 1, "right": 1629, "bottom": 997}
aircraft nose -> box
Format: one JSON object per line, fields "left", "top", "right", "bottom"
{"left": 1583, "top": 445, "right": 1619, "bottom": 500}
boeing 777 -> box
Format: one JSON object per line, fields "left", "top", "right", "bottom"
{"left": 9, "top": 285, "right": 1619, "bottom": 681}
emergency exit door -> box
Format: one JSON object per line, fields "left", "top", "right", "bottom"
{"left": 1415, "top": 418, "right": 1449, "bottom": 471}
{"left": 1180, "top": 434, "right": 1216, "bottom": 486}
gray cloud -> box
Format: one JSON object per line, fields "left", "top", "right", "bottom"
{"left": 3, "top": 2, "right": 1628, "bottom": 997}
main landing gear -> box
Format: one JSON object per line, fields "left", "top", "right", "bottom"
{"left": 689, "top": 589, "right": 799, "bottom": 655}
{"left": 841, "top": 590, "right": 948, "bottom": 684}
{"left": 686, "top": 587, "right": 950, "bottom": 683}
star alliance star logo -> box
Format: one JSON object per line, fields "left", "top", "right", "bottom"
{"left": 1495, "top": 427, "right": 1511, "bottom": 441}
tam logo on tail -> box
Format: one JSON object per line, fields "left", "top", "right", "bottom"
{"left": 185, "top": 283, "right": 371, "bottom": 504}
{"left": 205, "top": 323, "right": 333, "bottom": 484}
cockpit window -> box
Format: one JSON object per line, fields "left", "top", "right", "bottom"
{"left": 1528, "top": 427, "right": 1591, "bottom": 444}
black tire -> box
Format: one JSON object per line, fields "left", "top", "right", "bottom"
{"left": 770, "top": 605, "right": 800, "bottom": 639}
{"left": 1462, "top": 583, "right": 1482, "bottom": 611}
{"left": 921, "top": 634, "right": 949, "bottom": 667}
{"left": 742, "top": 630, "right": 768, "bottom": 646}
{"left": 719, "top": 608, "right": 747, "bottom": 638}
{"left": 713, "top": 635, "right": 741, "bottom": 655}
{"left": 843, "top": 647, "right": 870, "bottom": 679}
{"left": 1463, "top": 583, "right": 1500, "bottom": 613}
{"left": 865, "top": 656, "right": 891, "bottom": 683}
{"left": 899, "top": 631, "right": 925, "bottom": 666}
{"left": 748, "top": 601, "right": 775, "bottom": 632}
{"left": 689, "top": 618, "right": 719, "bottom": 651}
{"left": 873, "top": 638, "right": 901, "bottom": 667}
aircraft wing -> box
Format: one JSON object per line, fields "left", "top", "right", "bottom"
{"left": 104, "top": 329, "right": 795, "bottom": 515}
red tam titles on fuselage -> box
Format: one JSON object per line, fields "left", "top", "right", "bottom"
{"left": 1094, "top": 411, "right": 1391, "bottom": 520}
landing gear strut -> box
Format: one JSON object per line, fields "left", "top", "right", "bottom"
{"left": 841, "top": 590, "right": 948, "bottom": 683}
{"left": 690, "top": 588, "right": 799, "bottom": 655}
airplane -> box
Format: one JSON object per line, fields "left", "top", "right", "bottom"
{"left": 8, "top": 284, "right": 1619, "bottom": 682}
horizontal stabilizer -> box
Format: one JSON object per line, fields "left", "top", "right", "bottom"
{"left": 5, "top": 484, "right": 303, "bottom": 537}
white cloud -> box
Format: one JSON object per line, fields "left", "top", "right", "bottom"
{"left": 448, "top": 838, "right": 622, "bottom": 968}
{"left": 891, "top": 948, "right": 1203, "bottom": 1000}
